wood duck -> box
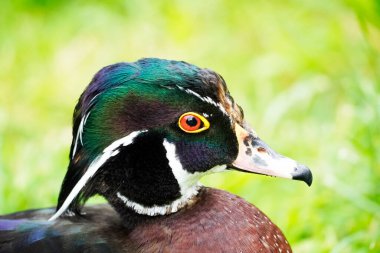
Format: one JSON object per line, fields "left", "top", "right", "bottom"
{"left": 0, "top": 58, "right": 312, "bottom": 253}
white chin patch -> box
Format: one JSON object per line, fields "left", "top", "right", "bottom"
{"left": 162, "top": 139, "right": 227, "bottom": 196}
{"left": 115, "top": 140, "right": 227, "bottom": 216}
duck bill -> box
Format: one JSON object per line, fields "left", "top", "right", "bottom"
{"left": 231, "top": 123, "right": 312, "bottom": 186}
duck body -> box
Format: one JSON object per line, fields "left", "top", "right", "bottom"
{"left": 0, "top": 58, "right": 311, "bottom": 252}
{"left": 0, "top": 188, "right": 291, "bottom": 253}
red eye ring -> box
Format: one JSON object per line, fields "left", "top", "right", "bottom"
{"left": 178, "top": 112, "right": 210, "bottom": 133}
{"left": 180, "top": 115, "right": 201, "bottom": 131}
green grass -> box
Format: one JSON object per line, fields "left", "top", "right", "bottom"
{"left": 0, "top": 0, "right": 379, "bottom": 252}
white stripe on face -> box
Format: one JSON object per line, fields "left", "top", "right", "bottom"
{"left": 114, "top": 139, "right": 227, "bottom": 216}
{"left": 72, "top": 112, "right": 92, "bottom": 159}
{"left": 176, "top": 85, "right": 229, "bottom": 116}
{"left": 49, "top": 130, "right": 146, "bottom": 221}
{"left": 162, "top": 139, "right": 227, "bottom": 195}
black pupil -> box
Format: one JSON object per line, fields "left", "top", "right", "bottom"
{"left": 186, "top": 116, "right": 198, "bottom": 127}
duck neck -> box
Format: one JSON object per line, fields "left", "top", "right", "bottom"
{"left": 92, "top": 131, "right": 207, "bottom": 220}
{"left": 109, "top": 184, "right": 203, "bottom": 229}
{"left": 114, "top": 183, "right": 202, "bottom": 216}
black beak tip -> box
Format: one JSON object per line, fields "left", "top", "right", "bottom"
{"left": 292, "top": 164, "right": 313, "bottom": 186}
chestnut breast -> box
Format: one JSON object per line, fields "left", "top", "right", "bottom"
{"left": 0, "top": 188, "right": 291, "bottom": 253}
{"left": 123, "top": 187, "right": 292, "bottom": 253}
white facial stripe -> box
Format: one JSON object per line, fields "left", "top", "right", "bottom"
{"left": 185, "top": 89, "right": 228, "bottom": 116}
{"left": 114, "top": 139, "right": 227, "bottom": 217}
{"left": 103, "top": 130, "right": 146, "bottom": 153}
{"left": 176, "top": 86, "right": 228, "bottom": 116}
{"left": 163, "top": 139, "right": 202, "bottom": 195}
{"left": 89, "top": 93, "right": 101, "bottom": 105}
{"left": 163, "top": 139, "right": 227, "bottom": 194}
{"left": 116, "top": 165, "right": 228, "bottom": 217}
{"left": 116, "top": 184, "right": 201, "bottom": 216}
{"left": 72, "top": 114, "right": 86, "bottom": 159}
{"left": 111, "top": 139, "right": 225, "bottom": 216}
{"left": 49, "top": 130, "right": 146, "bottom": 221}
{"left": 82, "top": 113, "right": 91, "bottom": 140}
{"left": 72, "top": 93, "right": 102, "bottom": 159}
{"left": 208, "top": 164, "right": 228, "bottom": 173}
{"left": 72, "top": 112, "right": 92, "bottom": 159}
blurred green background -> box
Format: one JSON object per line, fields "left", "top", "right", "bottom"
{"left": 0, "top": 0, "right": 379, "bottom": 252}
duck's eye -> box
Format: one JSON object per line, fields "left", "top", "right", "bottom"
{"left": 178, "top": 112, "right": 210, "bottom": 133}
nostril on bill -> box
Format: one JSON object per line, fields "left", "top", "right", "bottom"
{"left": 243, "top": 135, "right": 254, "bottom": 147}
{"left": 257, "top": 147, "right": 266, "bottom": 153}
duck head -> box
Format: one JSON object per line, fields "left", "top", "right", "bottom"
{"left": 50, "top": 58, "right": 312, "bottom": 220}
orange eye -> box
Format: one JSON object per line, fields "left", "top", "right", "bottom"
{"left": 178, "top": 112, "right": 210, "bottom": 133}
